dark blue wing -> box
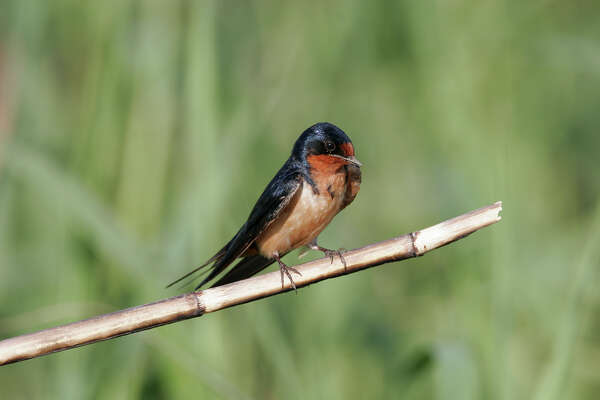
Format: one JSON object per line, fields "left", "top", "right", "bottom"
{"left": 167, "top": 158, "right": 303, "bottom": 289}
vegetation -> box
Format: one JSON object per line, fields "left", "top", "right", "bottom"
{"left": 1, "top": 1, "right": 599, "bottom": 399}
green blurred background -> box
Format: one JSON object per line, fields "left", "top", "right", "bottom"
{"left": 1, "top": 1, "right": 599, "bottom": 399}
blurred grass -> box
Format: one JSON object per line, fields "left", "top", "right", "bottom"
{"left": 1, "top": 1, "right": 600, "bottom": 399}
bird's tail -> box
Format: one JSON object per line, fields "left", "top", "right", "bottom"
{"left": 167, "top": 250, "right": 279, "bottom": 290}
{"left": 165, "top": 247, "right": 227, "bottom": 289}
{"left": 205, "top": 254, "right": 276, "bottom": 289}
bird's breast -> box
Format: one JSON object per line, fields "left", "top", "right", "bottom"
{"left": 256, "top": 172, "right": 347, "bottom": 257}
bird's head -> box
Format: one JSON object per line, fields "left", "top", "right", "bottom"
{"left": 292, "top": 122, "right": 362, "bottom": 168}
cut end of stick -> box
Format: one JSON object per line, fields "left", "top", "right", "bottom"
{"left": 494, "top": 201, "right": 503, "bottom": 221}
{"left": 411, "top": 201, "right": 503, "bottom": 255}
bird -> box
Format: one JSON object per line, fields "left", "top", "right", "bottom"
{"left": 167, "top": 122, "right": 362, "bottom": 291}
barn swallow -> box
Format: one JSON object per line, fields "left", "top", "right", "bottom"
{"left": 167, "top": 122, "right": 362, "bottom": 291}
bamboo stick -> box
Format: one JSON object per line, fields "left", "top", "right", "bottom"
{"left": 0, "top": 201, "right": 502, "bottom": 365}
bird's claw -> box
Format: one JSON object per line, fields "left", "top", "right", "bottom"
{"left": 318, "top": 247, "right": 348, "bottom": 272}
{"left": 277, "top": 261, "right": 302, "bottom": 291}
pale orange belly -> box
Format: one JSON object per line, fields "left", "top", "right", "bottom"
{"left": 256, "top": 176, "right": 346, "bottom": 257}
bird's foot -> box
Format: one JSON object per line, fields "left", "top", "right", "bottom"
{"left": 309, "top": 243, "right": 348, "bottom": 272}
{"left": 274, "top": 253, "right": 302, "bottom": 290}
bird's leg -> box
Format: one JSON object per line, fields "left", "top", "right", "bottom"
{"left": 273, "top": 251, "right": 302, "bottom": 290}
{"left": 307, "top": 239, "right": 347, "bottom": 272}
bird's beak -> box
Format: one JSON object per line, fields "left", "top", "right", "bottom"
{"left": 333, "top": 154, "right": 363, "bottom": 167}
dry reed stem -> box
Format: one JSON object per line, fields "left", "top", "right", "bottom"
{"left": 0, "top": 201, "right": 502, "bottom": 365}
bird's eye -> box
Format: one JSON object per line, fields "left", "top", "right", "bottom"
{"left": 325, "top": 141, "right": 336, "bottom": 153}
